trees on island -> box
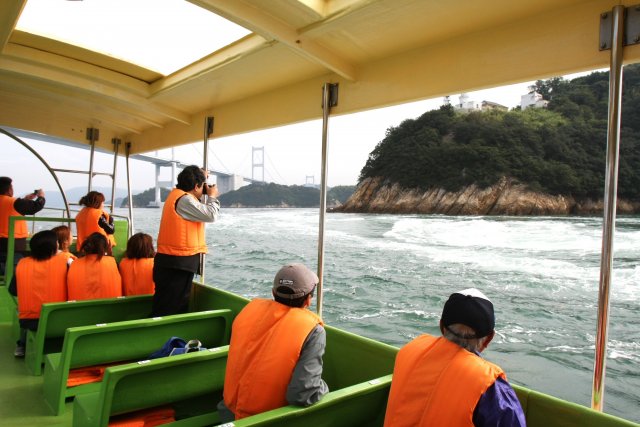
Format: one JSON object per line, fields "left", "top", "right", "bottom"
{"left": 359, "top": 64, "right": 640, "bottom": 201}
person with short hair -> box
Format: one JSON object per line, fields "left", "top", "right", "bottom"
{"left": 217, "top": 264, "right": 329, "bottom": 422}
{"left": 75, "top": 191, "right": 115, "bottom": 250}
{"left": 0, "top": 177, "right": 45, "bottom": 273}
{"left": 51, "top": 225, "right": 77, "bottom": 265}
{"left": 383, "top": 288, "right": 526, "bottom": 427}
{"left": 67, "top": 233, "right": 122, "bottom": 300}
{"left": 119, "top": 232, "right": 155, "bottom": 296}
{"left": 13, "top": 230, "right": 68, "bottom": 357}
{"left": 152, "top": 165, "right": 220, "bottom": 316}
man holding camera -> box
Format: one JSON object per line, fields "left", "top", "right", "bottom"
{"left": 152, "top": 165, "right": 220, "bottom": 316}
{"left": 0, "top": 177, "right": 46, "bottom": 274}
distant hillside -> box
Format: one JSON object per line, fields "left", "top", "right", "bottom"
{"left": 219, "top": 183, "right": 355, "bottom": 208}
{"left": 121, "top": 187, "right": 171, "bottom": 208}
{"left": 43, "top": 186, "right": 132, "bottom": 209}
{"left": 340, "top": 65, "right": 640, "bottom": 215}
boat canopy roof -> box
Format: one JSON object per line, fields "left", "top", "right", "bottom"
{"left": 1, "top": 0, "right": 639, "bottom": 154}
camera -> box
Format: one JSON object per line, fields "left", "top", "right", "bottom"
{"left": 33, "top": 189, "right": 41, "bottom": 195}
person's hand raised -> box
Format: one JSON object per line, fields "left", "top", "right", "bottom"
{"left": 206, "top": 184, "right": 219, "bottom": 198}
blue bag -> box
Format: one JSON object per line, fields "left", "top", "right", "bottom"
{"left": 149, "top": 337, "right": 206, "bottom": 359}
{"left": 169, "top": 339, "right": 206, "bottom": 355}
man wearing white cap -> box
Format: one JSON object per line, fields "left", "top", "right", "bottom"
{"left": 384, "top": 288, "right": 526, "bottom": 426}
{"left": 218, "top": 263, "right": 328, "bottom": 421}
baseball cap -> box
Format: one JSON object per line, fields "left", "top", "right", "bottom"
{"left": 273, "top": 263, "right": 318, "bottom": 300}
{"left": 441, "top": 288, "right": 495, "bottom": 338}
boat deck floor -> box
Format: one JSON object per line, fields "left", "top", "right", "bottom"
{"left": 0, "top": 322, "right": 73, "bottom": 426}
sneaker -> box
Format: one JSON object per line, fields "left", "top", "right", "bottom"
{"left": 14, "top": 345, "right": 25, "bottom": 358}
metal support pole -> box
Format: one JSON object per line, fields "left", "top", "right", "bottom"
{"left": 125, "top": 142, "right": 134, "bottom": 236}
{"left": 317, "top": 83, "right": 338, "bottom": 317}
{"left": 203, "top": 117, "right": 213, "bottom": 172}
{"left": 200, "top": 116, "right": 214, "bottom": 284}
{"left": 592, "top": 4, "right": 625, "bottom": 412}
{"left": 87, "top": 128, "right": 98, "bottom": 192}
{"left": 0, "top": 128, "right": 70, "bottom": 218}
{"left": 110, "top": 138, "right": 120, "bottom": 214}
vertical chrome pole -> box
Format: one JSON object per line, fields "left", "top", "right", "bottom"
{"left": 200, "top": 116, "right": 214, "bottom": 284}
{"left": 87, "top": 128, "right": 97, "bottom": 192}
{"left": 317, "top": 83, "right": 336, "bottom": 317}
{"left": 592, "top": 4, "right": 624, "bottom": 412}
{"left": 110, "top": 138, "right": 120, "bottom": 215}
{"left": 203, "top": 117, "right": 213, "bottom": 172}
{"left": 125, "top": 142, "right": 134, "bottom": 236}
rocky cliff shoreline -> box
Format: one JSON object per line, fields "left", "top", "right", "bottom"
{"left": 332, "top": 177, "right": 640, "bottom": 215}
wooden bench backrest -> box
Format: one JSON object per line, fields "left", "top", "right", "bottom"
{"left": 65, "top": 309, "right": 231, "bottom": 368}
{"left": 233, "top": 375, "right": 392, "bottom": 427}
{"left": 102, "top": 346, "right": 229, "bottom": 419}
{"left": 514, "top": 386, "right": 639, "bottom": 427}
{"left": 41, "top": 295, "right": 153, "bottom": 338}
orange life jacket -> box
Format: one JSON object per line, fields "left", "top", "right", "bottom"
{"left": 75, "top": 207, "right": 116, "bottom": 249}
{"left": 119, "top": 257, "right": 155, "bottom": 296}
{"left": 156, "top": 189, "right": 206, "bottom": 256}
{"left": 67, "top": 254, "right": 122, "bottom": 300}
{"left": 383, "top": 335, "right": 505, "bottom": 427}
{"left": 58, "top": 250, "right": 78, "bottom": 263}
{"left": 16, "top": 253, "right": 68, "bottom": 319}
{"left": 223, "top": 299, "right": 322, "bottom": 419}
{"left": 0, "top": 195, "right": 28, "bottom": 239}
{"left": 107, "top": 406, "right": 175, "bottom": 427}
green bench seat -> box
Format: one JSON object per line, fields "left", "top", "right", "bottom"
{"left": 26, "top": 295, "right": 153, "bottom": 375}
{"left": 229, "top": 375, "right": 392, "bottom": 427}
{"left": 513, "top": 385, "right": 639, "bottom": 427}
{"left": 44, "top": 309, "right": 232, "bottom": 415}
{"left": 73, "top": 346, "right": 230, "bottom": 427}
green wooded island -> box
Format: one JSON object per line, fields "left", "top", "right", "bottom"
{"left": 334, "top": 65, "right": 640, "bottom": 215}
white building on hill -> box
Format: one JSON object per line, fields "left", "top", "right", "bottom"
{"left": 448, "top": 94, "right": 507, "bottom": 112}
{"left": 521, "top": 87, "right": 549, "bottom": 110}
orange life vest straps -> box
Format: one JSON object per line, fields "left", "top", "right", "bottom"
{"left": 67, "top": 255, "right": 122, "bottom": 300}
{"left": 0, "top": 195, "right": 28, "bottom": 238}
{"left": 16, "top": 254, "right": 68, "bottom": 319}
{"left": 76, "top": 207, "right": 116, "bottom": 249}
{"left": 119, "top": 257, "right": 155, "bottom": 296}
{"left": 156, "top": 189, "right": 206, "bottom": 256}
{"left": 383, "top": 335, "right": 504, "bottom": 427}
{"left": 224, "top": 299, "right": 322, "bottom": 419}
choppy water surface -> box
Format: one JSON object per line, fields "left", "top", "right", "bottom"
{"left": 127, "top": 208, "right": 640, "bottom": 422}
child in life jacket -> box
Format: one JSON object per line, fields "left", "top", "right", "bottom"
{"left": 51, "top": 225, "right": 77, "bottom": 265}
{"left": 12, "top": 230, "right": 68, "bottom": 357}
{"left": 119, "top": 232, "right": 155, "bottom": 296}
{"left": 68, "top": 232, "right": 122, "bottom": 300}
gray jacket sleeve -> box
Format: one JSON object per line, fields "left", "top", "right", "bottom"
{"left": 175, "top": 194, "right": 220, "bottom": 222}
{"left": 286, "top": 324, "right": 329, "bottom": 406}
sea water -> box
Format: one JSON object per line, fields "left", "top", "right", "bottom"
{"left": 123, "top": 207, "right": 639, "bottom": 422}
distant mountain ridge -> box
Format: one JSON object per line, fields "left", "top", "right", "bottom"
{"left": 219, "top": 183, "right": 355, "bottom": 208}
{"left": 43, "top": 186, "right": 138, "bottom": 209}
{"left": 116, "top": 184, "right": 356, "bottom": 208}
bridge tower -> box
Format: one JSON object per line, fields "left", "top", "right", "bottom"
{"left": 150, "top": 148, "right": 177, "bottom": 208}
{"left": 252, "top": 146, "right": 264, "bottom": 182}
